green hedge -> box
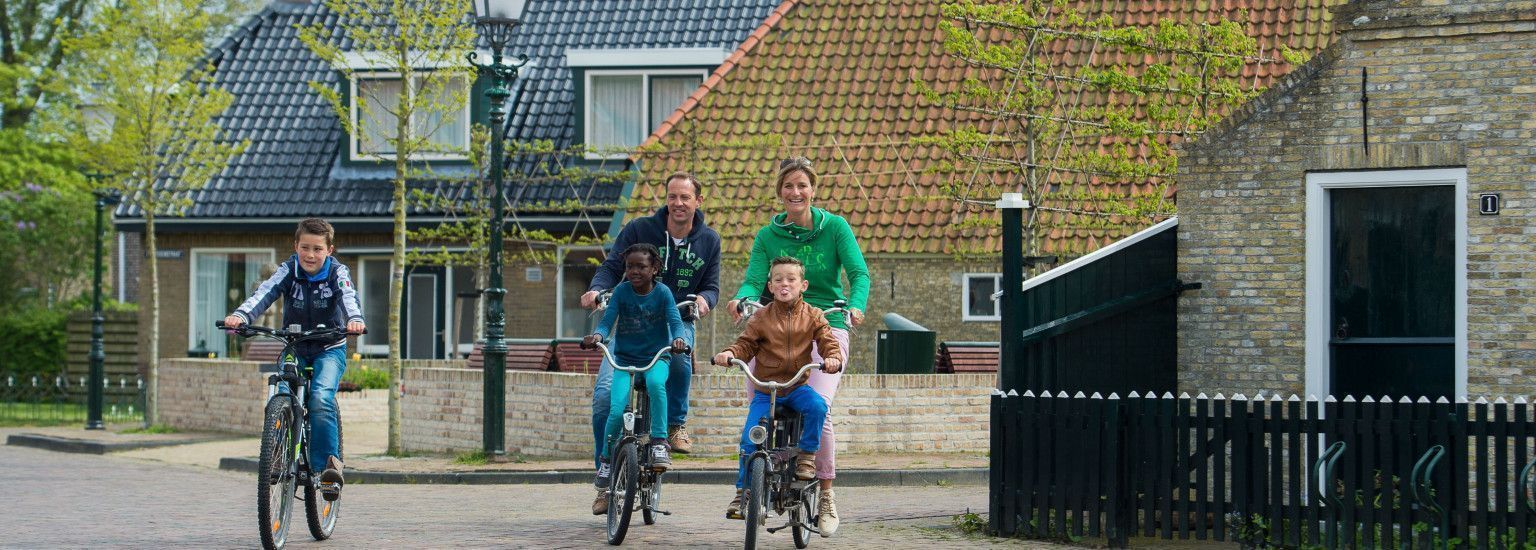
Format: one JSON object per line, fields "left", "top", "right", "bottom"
{"left": 0, "top": 307, "right": 67, "bottom": 377}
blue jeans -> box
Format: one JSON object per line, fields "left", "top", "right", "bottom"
{"left": 735, "top": 386, "right": 828, "bottom": 489}
{"left": 280, "top": 346, "right": 346, "bottom": 473}
{"left": 591, "top": 322, "right": 695, "bottom": 467}
{"left": 601, "top": 358, "right": 669, "bottom": 459}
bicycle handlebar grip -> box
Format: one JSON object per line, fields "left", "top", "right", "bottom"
{"left": 215, "top": 320, "right": 229, "bottom": 329}
{"left": 833, "top": 299, "right": 847, "bottom": 309}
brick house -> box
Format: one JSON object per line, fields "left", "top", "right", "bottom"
{"left": 114, "top": 0, "right": 783, "bottom": 363}
{"left": 630, "top": 0, "right": 1341, "bottom": 365}
{"left": 1175, "top": 0, "right": 1536, "bottom": 399}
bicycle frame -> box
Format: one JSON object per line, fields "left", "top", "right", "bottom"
{"left": 726, "top": 359, "right": 823, "bottom": 529}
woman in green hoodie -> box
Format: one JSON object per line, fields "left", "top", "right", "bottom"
{"left": 725, "top": 156, "right": 869, "bottom": 536}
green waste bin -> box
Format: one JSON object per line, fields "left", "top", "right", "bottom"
{"left": 876, "top": 313, "right": 936, "bottom": 374}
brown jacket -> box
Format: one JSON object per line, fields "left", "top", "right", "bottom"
{"left": 724, "top": 298, "right": 842, "bottom": 395}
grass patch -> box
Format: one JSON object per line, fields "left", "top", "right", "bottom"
{"left": 0, "top": 401, "right": 143, "bottom": 427}
{"left": 121, "top": 424, "right": 178, "bottom": 434}
{"left": 952, "top": 510, "right": 989, "bottom": 535}
{"left": 453, "top": 450, "right": 489, "bottom": 465}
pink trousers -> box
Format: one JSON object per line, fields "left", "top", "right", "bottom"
{"left": 746, "top": 327, "right": 848, "bottom": 480}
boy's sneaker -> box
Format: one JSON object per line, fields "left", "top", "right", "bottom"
{"left": 592, "top": 488, "right": 609, "bottom": 515}
{"left": 594, "top": 460, "right": 612, "bottom": 488}
{"left": 817, "top": 489, "right": 840, "bottom": 537}
{"left": 649, "top": 440, "right": 672, "bottom": 472}
{"left": 725, "top": 489, "right": 745, "bottom": 520}
{"left": 667, "top": 424, "right": 693, "bottom": 454}
{"left": 794, "top": 451, "right": 816, "bottom": 481}
{"left": 318, "top": 456, "right": 344, "bottom": 501}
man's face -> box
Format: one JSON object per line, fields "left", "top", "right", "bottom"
{"left": 294, "top": 233, "right": 333, "bottom": 275}
{"left": 665, "top": 177, "right": 701, "bottom": 228}
{"left": 768, "top": 263, "right": 808, "bottom": 304}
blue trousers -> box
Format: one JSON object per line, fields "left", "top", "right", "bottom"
{"left": 591, "top": 322, "right": 694, "bottom": 467}
{"left": 601, "top": 358, "right": 669, "bottom": 459}
{"left": 735, "top": 386, "right": 828, "bottom": 488}
{"left": 279, "top": 346, "right": 346, "bottom": 473}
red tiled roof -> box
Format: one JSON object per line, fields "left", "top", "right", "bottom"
{"left": 633, "top": 0, "right": 1343, "bottom": 256}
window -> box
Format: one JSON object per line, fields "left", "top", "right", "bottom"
{"left": 190, "top": 249, "right": 275, "bottom": 358}
{"left": 584, "top": 70, "right": 704, "bottom": 158}
{"left": 963, "top": 273, "right": 1002, "bottom": 321}
{"left": 352, "top": 73, "right": 470, "bottom": 161}
{"left": 556, "top": 247, "right": 605, "bottom": 338}
{"left": 356, "top": 258, "right": 391, "bottom": 357}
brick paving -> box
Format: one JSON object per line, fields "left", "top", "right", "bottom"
{"left": 0, "top": 444, "right": 1059, "bottom": 549}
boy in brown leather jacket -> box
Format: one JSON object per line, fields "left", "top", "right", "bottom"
{"left": 712, "top": 256, "right": 843, "bottom": 519}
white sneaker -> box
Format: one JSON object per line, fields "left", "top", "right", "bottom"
{"left": 817, "top": 489, "right": 839, "bottom": 537}
{"left": 594, "top": 461, "right": 611, "bottom": 488}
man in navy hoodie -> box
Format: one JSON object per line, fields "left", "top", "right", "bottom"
{"left": 582, "top": 171, "right": 721, "bottom": 514}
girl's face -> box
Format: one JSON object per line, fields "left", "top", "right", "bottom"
{"left": 623, "top": 251, "right": 659, "bottom": 292}
{"left": 778, "top": 170, "right": 814, "bottom": 218}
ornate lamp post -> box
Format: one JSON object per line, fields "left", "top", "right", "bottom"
{"left": 469, "top": 0, "right": 528, "bottom": 461}
{"left": 88, "top": 177, "right": 122, "bottom": 430}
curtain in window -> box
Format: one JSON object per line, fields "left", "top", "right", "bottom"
{"left": 357, "top": 78, "right": 402, "bottom": 155}
{"left": 649, "top": 76, "right": 702, "bottom": 131}
{"left": 418, "top": 75, "right": 469, "bottom": 154}
{"left": 194, "top": 253, "right": 228, "bottom": 356}
{"left": 590, "top": 75, "right": 643, "bottom": 152}
{"left": 360, "top": 259, "right": 390, "bottom": 354}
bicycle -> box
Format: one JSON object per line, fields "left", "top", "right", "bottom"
{"left": 217, "top": 321, "right": 362, "bottom": 550}
{"left": 721, "top": 358, "right": 827, "bottom": 550}
{"left": 585, "top": 339, "right": 689, "bottom": 545}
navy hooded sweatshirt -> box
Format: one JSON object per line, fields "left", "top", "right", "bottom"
{"left": 589, "top": 206, "right": 722, "bottom": 316}
{"left": 233, "top": 255, "right": 364, "bottom": 358}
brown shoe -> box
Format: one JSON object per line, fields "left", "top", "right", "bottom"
{"left": 592, "top": 489, "right": 609, "bottom": 515}
{"left": 794, "top": 452, "right": 816, "bottom": 481}
{"left": 667, "top": 424, "right": 693, "bottom": 454}
{"left": 318, "top": 456, "right": 344, "bottom": 501}
{"left": 725, "top": 490, "right": 745, "bottom": 520}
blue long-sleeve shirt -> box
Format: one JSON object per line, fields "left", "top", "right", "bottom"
{"left": 594, "top": 281, "right": 686, "bottom": 367}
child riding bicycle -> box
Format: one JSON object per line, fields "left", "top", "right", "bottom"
{"left": 712, "top": 256, "right": 843, "bottom": 520}
{"left": 583, "top": 243, "right": 688, "bottom": 512}
{"left": 222, "top": 218, "right": 364, "bottom": 501}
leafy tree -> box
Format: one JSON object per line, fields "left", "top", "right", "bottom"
{"left": 916, "top": 0, "right": 1303, "bottom": 261}
{"left": 0, "top": 0, "right": 90, "bottom": 130}
{"left": 298, "top": 0, "right": 476, "bottom": 454}
{"left": 65, "top": 0, "right": 249, "bottom": 424}
{"left": 0, "top": 155, "right": 91, "bottom": 308}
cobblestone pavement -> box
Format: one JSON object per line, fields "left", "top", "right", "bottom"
{"left": 0, "top": 445, "right": 1060, "bottom": 549}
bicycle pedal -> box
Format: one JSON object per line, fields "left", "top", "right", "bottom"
{"left": 318, "top": 481, "right": 341, "bottom": 501}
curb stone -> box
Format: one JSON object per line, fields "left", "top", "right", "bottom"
{"left": 6, "top": 433, "right": 239, "bottom": 455}
{"left": 217, "top": 457, "right": 986, "bottom": 487}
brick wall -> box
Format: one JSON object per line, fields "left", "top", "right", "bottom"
{"left": 158, "top": 358, "right": 389, "bottom": 433}
{"left": 401, "top": 367, "right": 994, "bottom": 456}
{"left": 1175, "top": 6, "right": 1536, "bottom": 398}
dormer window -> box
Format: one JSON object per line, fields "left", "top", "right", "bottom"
{"left": 568, "top": 48, "right": 726, "bottom": 160}
{"left": 350, "top": 72, "right": 471, "bottom": 161}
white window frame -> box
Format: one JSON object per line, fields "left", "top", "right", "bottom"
{"left": 582, "top": 69, "right": 707, "bottom": 160}
{"left": 354, "top": 256, "right": 393, "bottom": 357}
{"left": 1303, "top": 168, "right": 1468, "bottom": 401}
{"left": 349, "top": 71, "right": 472, "bottom": 162}
{"left": 555, "top": 245, "right": 606, "bottom": 338}
{"left": 962, "top": 273, "right": 1003, "bottom": 322}
{"left": 188, "top": 248, "right": 276, "bottom": 356}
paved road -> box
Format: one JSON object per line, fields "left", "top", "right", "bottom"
{"left": 0, "top": 445, "right": 1054, "bottom": 549}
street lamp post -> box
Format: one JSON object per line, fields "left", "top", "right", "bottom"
{"left": 88, "top": 181, "right": 122, "bottom": 430}
{"left": 469, "top": 0, "right": 529, "bottom": 462}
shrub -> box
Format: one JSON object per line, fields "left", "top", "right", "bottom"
{"left": 0, "top": 306, "right": 68, "bottom": 377}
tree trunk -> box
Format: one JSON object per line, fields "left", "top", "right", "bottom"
{"left": 386, "top": 115, "right": 409, "bottom": 455}
{"left": 145, "top": 211, "right": 160, "bottom": 426}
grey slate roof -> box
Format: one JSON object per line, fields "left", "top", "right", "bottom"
{"left": 121, "top": 0, "right": 780, "bottom": 220}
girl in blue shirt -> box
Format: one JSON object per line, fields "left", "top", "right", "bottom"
{"left": 583, "top": 243, "right": 687, "bottom": 486}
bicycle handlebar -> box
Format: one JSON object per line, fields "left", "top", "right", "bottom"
{"left": 216, "top": 320, "right": 365, "bottom": 341}
{"left": 590, "top": 341, "right": 688, "bottom": 373}
{"left": 723, "top": 358, "right": 823, "bottom": 390}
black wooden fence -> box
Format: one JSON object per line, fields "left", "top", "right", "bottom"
{"left": 990, "top": 391, "right": 1536, "bottom": 548}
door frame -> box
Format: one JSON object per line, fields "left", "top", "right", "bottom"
{"left": 1304, "top": 168, "right": 1467, "bottom": 400}
{"left": 404, "top": 266, "right": 445, "bottom": 359}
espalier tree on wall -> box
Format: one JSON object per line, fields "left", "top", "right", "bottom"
{"left": 65, "top": 0, "right": 250, "bottom": 424}
{"left": 298, "top": 0, "right": 477, "bottom": 455}
{"left": 916, "top": 0, "right": 1306, "bottom": 264}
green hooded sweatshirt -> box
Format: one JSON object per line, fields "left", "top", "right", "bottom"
{"left": 733, "top": 207, "right": 870, "bottom": 330}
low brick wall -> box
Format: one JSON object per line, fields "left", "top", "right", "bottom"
{"left": 158, "top": 359, "right": 388, "bottom": 434}
{"left": 401, "top": 368, "right": 994, "bottom": 457}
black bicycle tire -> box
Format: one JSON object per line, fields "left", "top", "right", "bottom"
{"left": 257, "top": 395, "right": 296, "bottom": 550}
{"left": 745, "top": 455, "right": 767, "bottom": 550}
{"left": 642, "top": 470, "right": 660, "bottom": 525}
{"left": 606, "top": 443, "right": 638, "bottom": 545}
{"left": 793, "top": 484, "right": 816, "bottom": 548}
{"left": 305, "top": 406, "right": 342, "bottom": 540}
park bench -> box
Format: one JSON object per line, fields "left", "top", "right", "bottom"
{"left": 466, "top": 339, "right": 556, "bottom": 371}
{"left": 934, "top": 341, "right": 999, "bottom": 373}
{"left": 550, "top": 339, "right": 605, "bottom": 374}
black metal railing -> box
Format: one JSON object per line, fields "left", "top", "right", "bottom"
{"left": 991, "top": 391, "right": 1536, "bottom": 549}
{"left": 0, "top": 371, "right": 145, "bottom": 426}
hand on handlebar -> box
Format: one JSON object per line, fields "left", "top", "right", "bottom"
{"left": 726, "top": 299, "right": 741, "bottom": 323}
{"left": 694, "top": 295, "right": 711, "bottom": 318}
{"left": 671, "top": 338, "right": 690, "bottom": 355}
{"left": 221, "top": 315, "right": 244, "bottom": 329}
{"left": 580, "top": 290, "right": 601, "bottom": 310}
{"left": 346, "top": 321, "right": 367, "bottom": 334}
{"left": 712, "top": 350, "right": 735, "bottom": 367}
{"left": 581, "top": 334, "right": 602, "bottom": 350}
{"left": 822, "top": 357, "right": 843, "bottom": 374}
